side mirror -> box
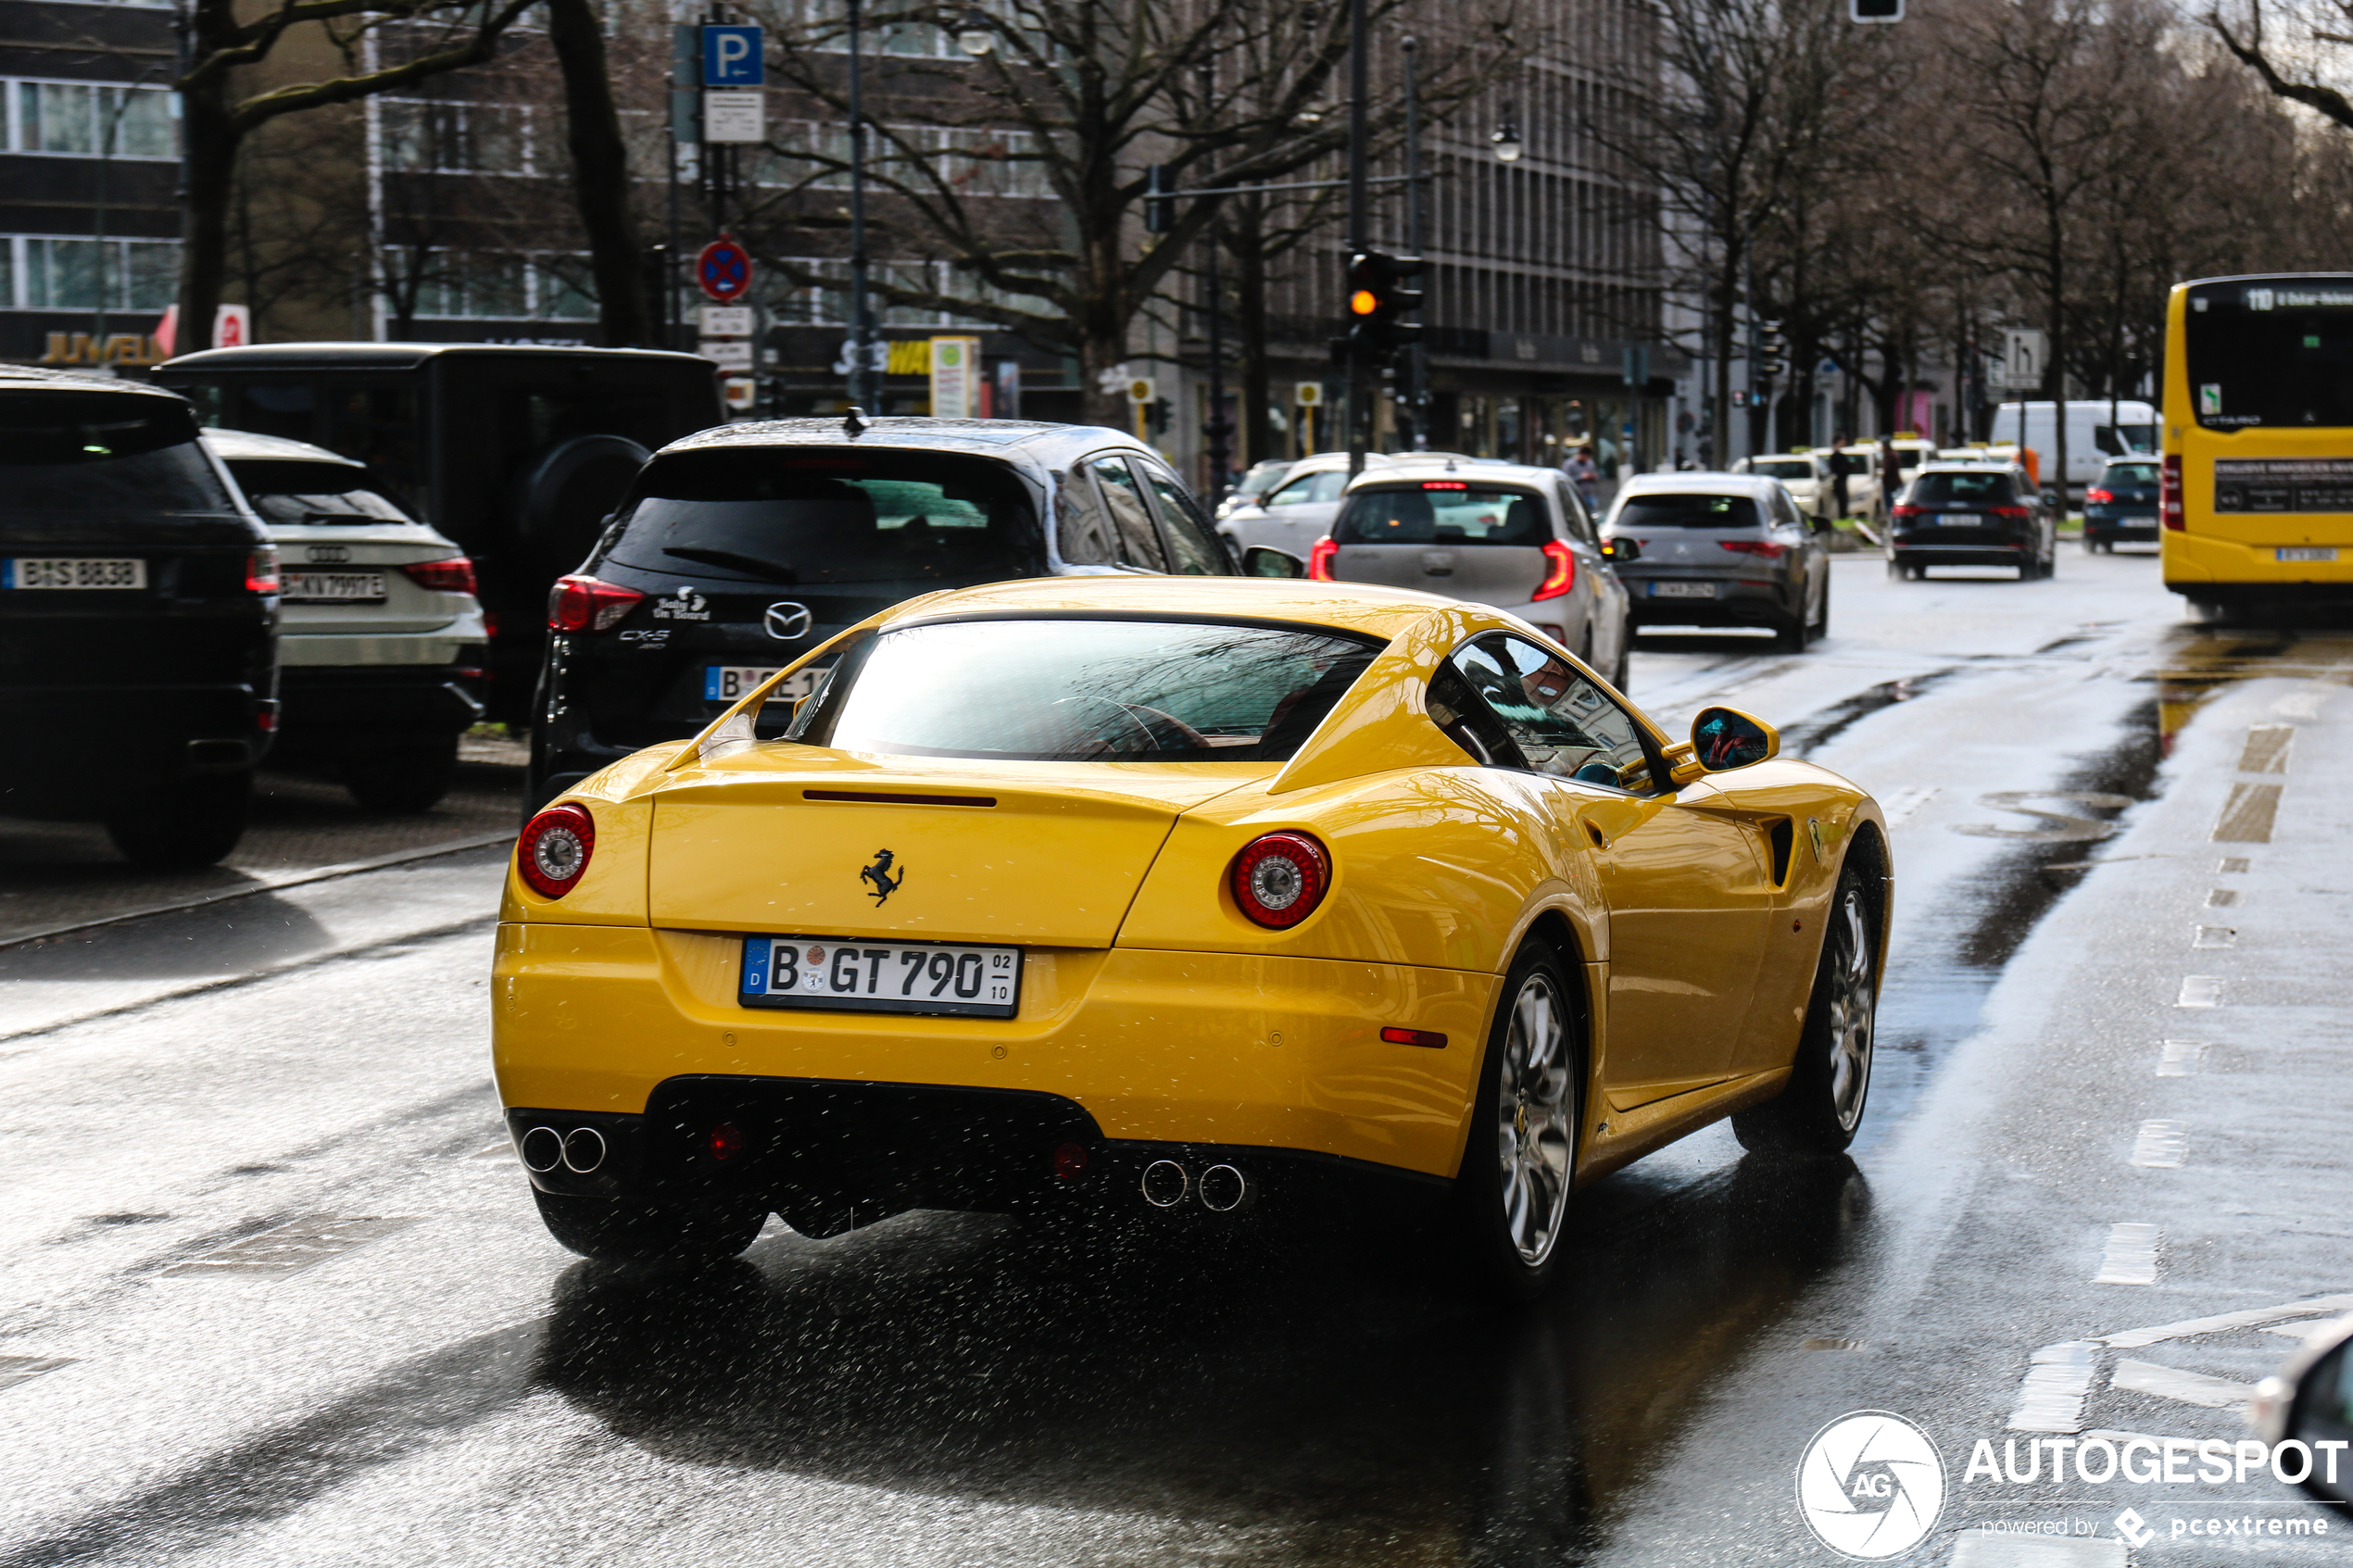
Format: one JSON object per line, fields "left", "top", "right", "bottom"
{"left": 1600, "top": 536, "right": 1641, "bottom": 563}
{"left": 2253, "top": 1317, "right": 2353, "bottom": 1505}
{"left": 1691, "top": 706, "right": 1779, "bottom": 771}
{"left": 1241, "top": 545, "right": 1306, "bottom": 579}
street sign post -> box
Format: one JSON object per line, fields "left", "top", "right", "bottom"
{"left": 696, "top": 236, "right": 752, "bottom": 303}
{"left": 930, "top": 336, "right": 980, "bottom": 419}
{"left": 1994, "top": 329, "right": 2047, "bottom": 390}
{"left": 1126, "top": 376, "right": 1156, "bottom": 442}
{"left": 700, "top": 25, "right": 764, "bottom": 85}
{"left": 702, "top": 91, "right": 763, "bottom": 144}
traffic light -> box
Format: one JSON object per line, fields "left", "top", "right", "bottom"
{"left": 1344, "top": 250, "right": 1425, "bottom": 363}
{"left": 1850, "top": 0, "right": 1902, "bottom": 20}
{"left": 1756, "top": 319, "right": 1788, "bottom": 380}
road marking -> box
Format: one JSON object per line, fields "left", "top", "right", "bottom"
{"left": 2176, "top": 975, "right": 2221, "bottom": 1008}
{"left": 1953, "top": 790, "right": 2133, "bottom": 842}
{"left": 1881, "top": 784, "right": 1940, "bottom": 823}
{"left": 2205, "top": 888, "right": 2239, "bottom": 908}
{"left": 2102, "top": 1295, "right": 2353, "bottom": 1349}
{"left": 2273, "top": 686, "right": 2328, "bottom": 720}
{"left": 2130, "top": 1123, "right": 2187, "bottom": 1168}
{"left": 1951, "top": 1537, "right": 2126, "bottom": 1567}
{"left": 0, "top": 1356, "right": 73, "bottom": 1393}
{"left": 2110, "top": 1359, "right": 2258, "bottom": 1410}
{"left": 2218, "top": 855, "right": 2250, "bottom": 873}
{"left": 2156, "top": 1040, "right": 2208, "bottom": 1077}
{"left": 2212, "top": 782, "right": 2282, "bottom": 843}
{"left": 2094, "top": 1223, "right": 2162, "bottom": 1285}
{"left": 2192, "top": 925, "right": 2236, "bottom": 948}
{"left": 2010, "top": 1341, "right": 2102, "bottom": 1432}
{"left": 1802, "top": 1337, "right": 1868, "bottom": 1351}
{"left": 2237, "top": 723, "right": 2296, "bottom": 774}
{"left": 158, "top": 1215, "right": 418, "bottom": 1276}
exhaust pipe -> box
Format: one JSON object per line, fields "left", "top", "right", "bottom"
{"left": 561, "top": 1127, "right": 607, "bottom": 1173}
{"left": 1198, "top": 1163, "right": 1256, "bottom": 1213}
{"left": 519, "top": 1125, "right": 564, "bottom": 1173}
{"left": 1140, "top": 1160, "right": 1189, "bottom": 1208}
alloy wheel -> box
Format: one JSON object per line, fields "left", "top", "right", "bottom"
{"left": 1823, "top": 885, "right": 1876, "bottom": 1132}
{"left": 1493, "top": 972, "right": 1575, "bottom": 1265}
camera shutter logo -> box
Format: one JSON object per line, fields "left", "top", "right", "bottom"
{"left": 1795, "top": 1410, "right": 1945, "bottom": 1560}
{"left": 763, "top": 601, "right": 813, "bottom": 641}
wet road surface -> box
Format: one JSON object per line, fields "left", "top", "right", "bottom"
{"left": 3, "top": 551, "right": 2350, "bottom": 1566}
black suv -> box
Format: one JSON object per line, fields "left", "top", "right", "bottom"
{"left": 530, "top": 417, "right": 1236, "bottom": 805}
{"left": 0, "top": 369, "right": 277, "bottom": 864}
{"left": 1886, "top": 463, "right": 2057, "bottom": 581}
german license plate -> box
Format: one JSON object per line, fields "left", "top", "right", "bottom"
{"left": 739, "top": 935, "right": 1021, "bottom": 1019}
{"left": 1651, "top": 580, "right": 1716, "bottom": 598}
{"left": 705, "top": 665, "right": 823, "bottom": 703}
{"left": 280, "top": 570, "right": 386, "bottom": 603}
{"left": 4, "top": 557, "right": 145, "bottom": 589}
{"left": 1934, "top": 513, "right": 1979, "bottom": 527}
{"left": 2277, "top": 546, "right": 2338, "bottom": 562}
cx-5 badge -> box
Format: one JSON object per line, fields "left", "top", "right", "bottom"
{"left": 861, "top": 848, "right": 905, "bottom": 904}
{"left": 764, "top": 601, "right": 814, "bottom": 640}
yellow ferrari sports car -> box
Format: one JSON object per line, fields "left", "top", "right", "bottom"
{"left": 496, "top": 575, "right": 1889, "bottom": 1296}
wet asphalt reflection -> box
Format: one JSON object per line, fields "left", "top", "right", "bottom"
{"left": 534, "top": 1157, "right": 1868, "bottom": 1562}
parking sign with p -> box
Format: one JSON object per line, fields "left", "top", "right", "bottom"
{"left": 701, "top": 25, "right": 763, "bottom": 86}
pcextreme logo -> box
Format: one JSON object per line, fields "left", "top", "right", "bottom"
{"left": 1797, "top": 1411, "right": 1947, "bottom": 1559}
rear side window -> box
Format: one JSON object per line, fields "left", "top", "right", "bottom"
{"left": 1137, "top": 466, "right": 1228, "bottom": 574}
{"left": 225, "top": 459, "right": 414, "bottom": 526}
{"left": 0, "top": 393, "right": 233, "bottom": 514}
{"left": 1442, "top": 634, "right": 1660, "bottom": 794}
{"left": 1088, "top": 455, "right": 1167, "bottom": 571}
{"left": 1612, "top": 493, "right": 1760, "bottom": 529}
{"left": 1334, "top": 483, "right": 1548, "bottom": 545}
{"left": 603, "top": 447, "right": 1042, "bottom": 584}
{"left": 1910, "top": 471, "right": 2018, "bottom": 507}
{"left": 1267, "top": 470, "right": 1346, "bottom": 506}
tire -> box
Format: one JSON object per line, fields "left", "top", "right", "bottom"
{"left": 1776, "top": 606, "right": 1809, "bottom": 652}
{"left": 533, "top": 1188, "right": 769, "bottom": 1267}
{"left": 1807, "top": 570, "right": 1831, "bottom": 639}
{"left": 1610, "top": 632, "right": 1631, "bottom": 694}
{"left": 1732, "top": 866, "right": 1878, "bottom": 1158}
{"left": 105, "top": 771, "right": 251, "bottom": 867}
{"left": 346, "top": 732, "right": 460, "bottom": 813}
{"left": 1453, "top": 939, "right": 1582, "bottom": 1301}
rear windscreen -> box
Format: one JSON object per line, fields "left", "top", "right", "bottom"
{"left": 225, "top": 458, "right": 414, "bottom": 526}
{"left": 1333, "top": 483, "right": 1548, "bottom": 545}
{"left": 603, "top": 448, "right": 1041, "bottom": 584}
{"left": 792, "top": 617, "right": 1383, "bottom": 762}
{"left": 2102, "top": 463, "right": 2159, "bottom": 486}
{"left": 1749, "top": 460, "right": 1814, "bottom": 480}
{"left": 1611, "top": 494, "right": 1760, "bottom": 529}
{"left": 0, "top": 393, "right": 234, "bottom": 513}
{"left": 2185, "top": 280, "right": 2353, "bottom": 429}
{"left": 1909, "top": 472, "right": 2018, "bottom": 507}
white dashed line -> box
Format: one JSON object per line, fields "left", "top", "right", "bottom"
{"left": 2094, "top": 1223, "right": 2163, "bottom": 1285}
{"left": 2110, "top": 1360, "right": 2258, "bottom": 1410}
{"left": 2192, "top": 925, "right": 2237, "bottom": 948}
{"left": 2176, "top": 976, "right": 2221, "bottom": 1008}
{"left": 2009, "top": 1341, "right": 2101, "bottom": 1433}
{"left": 2130, "top": 1122, "right": 2188, "bottom": 1169}
{"left": 2217, "top": 856, "right": 2250, "bottom": 873}
{"left": 2205, "top": 887, "right": 2239, "bottom": 908}
{"left": 2156, "top": 1040, "right": 2208, "bottom": 1077}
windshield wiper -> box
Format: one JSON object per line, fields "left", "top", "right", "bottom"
{"left": 662, "top": 546, "right": 799, "bottom": 582}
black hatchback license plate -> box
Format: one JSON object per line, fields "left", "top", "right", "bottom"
{"left": 738, "top": 935, "right": 1022, "bottom": 1018}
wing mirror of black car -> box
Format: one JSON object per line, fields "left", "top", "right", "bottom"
{"left": 1690, "top": 706, "right": 1780, "bottom": 772}
{"left": 1241, "top": 545, "right": 1307, "bottom": 579}
{"left": 2252, "top": 1316, "right": 2353, "bottom": 1505}
{"left": 1600, "top": 536, "right": 1641, "bottom": 562}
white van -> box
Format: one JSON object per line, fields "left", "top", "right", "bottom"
{"left": 1988, "top": 400, "right": 2157, "bottom": 496}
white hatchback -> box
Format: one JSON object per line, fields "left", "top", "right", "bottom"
{"left": 204, "top": 429, "right": 488, "bottom": 812}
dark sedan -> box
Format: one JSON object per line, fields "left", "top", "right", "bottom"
{"left": 2082, "top": 458, "right": 2159, "bottom": 553}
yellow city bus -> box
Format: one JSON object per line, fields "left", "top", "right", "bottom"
{"left": 2163, "top": 274, "right": 2353, "bottom": 614}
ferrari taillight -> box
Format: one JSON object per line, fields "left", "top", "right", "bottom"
{"left": 1307, "top": 536, "right": 1338, "bottom": 582}
{"left": 1230, "top": 831, "right": 1331, "bottom": 929}
{"left": 2161, "top": 455, "right": 2183, "bottom": 531}
{"left": 517, "top": 803, "right": 596, "bottom": 898}
{"left": 547, "top": 574, "right": 645, "bottom": 633}
{"left": 1532, "top": 538, "right": 1575, "bottom": 600}
{"left": 403, "top": 555, "right": 478, "bottom": 595}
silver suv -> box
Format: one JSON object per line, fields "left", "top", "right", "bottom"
{"left": 205, "top": 429, "right": 487, "bottom": 811}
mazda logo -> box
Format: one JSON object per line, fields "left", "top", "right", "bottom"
{"left": 306, "top": 544, "right": 351, "bottom": 563}
{"left": 763, "top": 602, "right": 814, "bottom": 640}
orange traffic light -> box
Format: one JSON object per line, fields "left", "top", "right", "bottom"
{"left": 1350, "top": 289, "right": 1378, "bottom": 316}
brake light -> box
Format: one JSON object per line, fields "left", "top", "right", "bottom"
{"left": 1307, "top": 536, "right": 1338, "bottom": 581}
{"left": 1532, "top": 538, "right": 1575, "bottom": 600}
{"left": 402, "top": 555, "right": 477, "bottom": 595}
{"left": 245, "top": 548, "right": 280, "bottom": 594}
{"left": 1718, "top": 540, "right": 1788, "bottom": 558}
{"left": 1230, "top": 831, "right": 1331, "bottom": 929}
{"left": 516, "top": 803, "right": 596, "bottom": 898}
{"left": 1991, "top": 506, "right": 2031, "bottom": 520}
{"left": 2085, "top": 487, "right": 2113, "bottom": 505}
{"left": 1891, "top": 505, "right": 1921, "bottom": 522}
{"left": 547, "top": 574, "right": 646, "bottom": 633}
{"left": 2162, "top": 455, "right": 2183, "bottom": 530}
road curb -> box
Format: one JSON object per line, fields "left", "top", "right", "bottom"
{"left": 0, "top": 829, "right": 516, "bottom": 952}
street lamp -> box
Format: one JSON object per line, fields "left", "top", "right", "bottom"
{"left": 1491, "top": 105, "right": 1522, "bottom": 163}
{"left": 956, "top": 7, "right": 992, "bottom": 56}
